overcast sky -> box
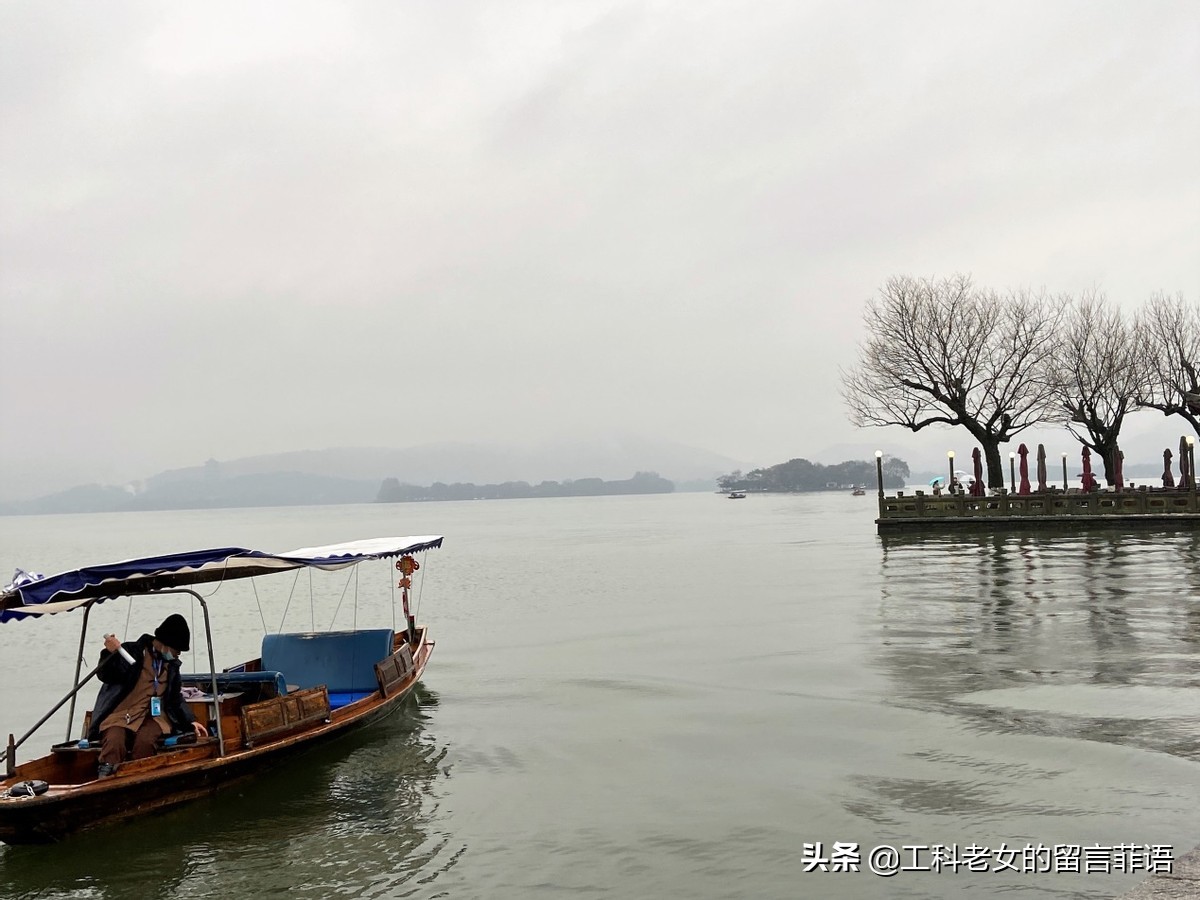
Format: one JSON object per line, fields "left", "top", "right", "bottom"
{"left": 1, "top": 1, "right": 1197, "bottom": 498}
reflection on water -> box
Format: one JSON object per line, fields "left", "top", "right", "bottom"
{"left": 876, "top": 529, "right": 1200, "bottom": 760}
{"left": 0, "top": 685, "right": 460, "bottom": 900}
{"left": 841, "top": 528, "right": 1200, "bottom": 898}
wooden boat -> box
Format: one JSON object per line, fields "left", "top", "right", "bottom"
{"left": 0, "top": 535, "right": 442, "bottom": 844}
{"left": 727, "top": 491, "right": 746, "bottom": 499}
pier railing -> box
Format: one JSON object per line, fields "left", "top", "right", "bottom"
{"left": 881, "top": 488, "right": 1198, "bottom": 518}
{"left": 876, "top": 487, "right": 1199, "bottom": 531}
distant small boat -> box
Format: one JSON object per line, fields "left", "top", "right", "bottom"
{"left": 727, "top": 491, "right": 746, "bottom": 499}
{"left": 851, "top": 487, "right": 866, "bottom": 496}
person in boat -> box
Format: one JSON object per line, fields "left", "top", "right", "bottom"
{"left": 89, "top": 613, "right": 208, "bottom": 778}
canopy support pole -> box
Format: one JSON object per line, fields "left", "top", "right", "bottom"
{"left": 65, "top": 602, "right": 95, "bottom": 741}
{"left": 1, "top": 589, "right": 226, "bottom": 768}
{"left": 152, "top": 589, "right": 225, "bottom": 757}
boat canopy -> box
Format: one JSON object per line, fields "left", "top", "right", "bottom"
{"left": 0, "top": 536, "right": 443, "bottom": 623}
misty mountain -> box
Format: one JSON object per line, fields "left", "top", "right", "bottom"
{"left": 0, "top": 437, "right": 751, "bottom": 514}
{"left": 145, "top": 437, "right": 749, "bottom": 489}
{"left": 0, "top": 472, "right": 380, "bottom": 515}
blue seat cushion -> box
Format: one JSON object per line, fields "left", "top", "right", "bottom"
{"left": 261, "top": 629, "right": 394, "bottom": 696}
{"left": 327, "top": 690, "right": 377, "bottom": 709}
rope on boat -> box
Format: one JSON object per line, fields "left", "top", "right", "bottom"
{"left": 186, "top": 558, "right": 239, "bottom": 655}
{"left": 277, "top": 568, "right": 302, "bottom": 633}
{"left": 198, "top": 558, "right": 234, "bottom": 598}
{"left": 413, "top": 549, "right": 429, "bottom": 624}
{"left": 251, "top": 577, "right": 269, "bottom": 634}
{"left": 325, "top": 565, "right": 357, "bottom": 631}
{"left": 389, "top": 563, "right": 397, "bottom": 633}
{"left": 308, "top": 569, "right": 315, "bottom": 631}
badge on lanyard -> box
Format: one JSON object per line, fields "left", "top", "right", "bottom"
{"left": 150, "top": 696, "right": 162, "bottom": 717}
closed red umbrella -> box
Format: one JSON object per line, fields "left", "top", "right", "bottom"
{"left": 1036, "top": 444, "right": 1048, "bottom": 492}
{"left": 971, "top": 447, "right": 985, "bottom": 496}
{"left": 1017, "top": 443, "right": 1031, "bottom": 495}
{"left": 1163, "top": 449, "right": 1175, "bottom": 488}
{"left": 1114, "top": 448, "right": 1124, "bottom": 490}
{"left": 1081, "top": 447, "right": 1098, "bottom": 492}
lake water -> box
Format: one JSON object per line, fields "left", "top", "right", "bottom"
{"left": 0, "top": 492, "right": 1197, "bottom": 899}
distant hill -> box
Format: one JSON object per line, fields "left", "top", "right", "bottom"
{"left": 0, "top": 472, "right": 380, "bottom": 515}
{"left": 144, "top": 437, "right": 746, "bottom": 487}
{"left": 377, "top": 471, "right": 674, "bottom": 502}
{"left": 0, "top": 438, "right": 748, "bottom": 515}
{"left": 718, "top": 456, "right": 910, "bottom": 493}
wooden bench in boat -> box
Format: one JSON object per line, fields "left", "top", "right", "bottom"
{"left": 374, "top": 643, "right": 416, "bottom": 698}
{"left": 260, "top": 628, "right": 396, "bottom": 710}
{"left": 239, "top": 686, "right": 331, "bottom": 748}
{"left": 235, "top": 629, "right": 417, "bottom": 747}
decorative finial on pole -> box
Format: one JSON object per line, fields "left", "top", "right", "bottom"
{"left": 396, "top": 556, "right": 420, "bottom": 644}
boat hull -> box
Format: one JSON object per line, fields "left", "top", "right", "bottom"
{"left": 0, "top": 635, "right": 432, "bottom": 844}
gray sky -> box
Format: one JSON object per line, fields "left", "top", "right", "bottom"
{"left": 2, "top": 1, "right": 1197, "bottom": 499}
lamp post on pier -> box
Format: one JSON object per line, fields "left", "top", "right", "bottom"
{"left": 875, "top": 450, "right": 884, "bottom": 499}
{"left": 1009, "top": 452, "right": 1016, "bottom": 494}
{"left": 1061, "top": 452, "right": 1068, "bottom": 491}
{"left": 1189, "top": 435, "right": 1196, "bottom": 494}
{"left": 947, "top": 450, "right": 955, "bottom": 490}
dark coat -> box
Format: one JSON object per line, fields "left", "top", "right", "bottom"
{"left": 87, "top": 634, "right": 195, "bottom": 741}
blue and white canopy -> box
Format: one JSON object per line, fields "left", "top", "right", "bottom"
{"left": 0, "top": 536, "right": 443, "bottom": 623}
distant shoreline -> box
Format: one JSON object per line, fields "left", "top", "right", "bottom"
{"left": 376, "top": 472, "right": 675, "bottom": 503}
{"left": 0, "top": 471, "right": 689, "bottom": 516}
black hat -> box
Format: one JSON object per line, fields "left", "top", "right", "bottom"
{"left": 154, "top": 613, "right": 190, "bottom": 652}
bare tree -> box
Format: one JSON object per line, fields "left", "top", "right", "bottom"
{"left": 1136, "top": 292, "right": 1200, "bottom": 437}
{"left": 841, "top": 274, "right": 1065, "bottom": 487}
{"left": 1052, "top": 292, "right": 1146, "bottom": 484}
